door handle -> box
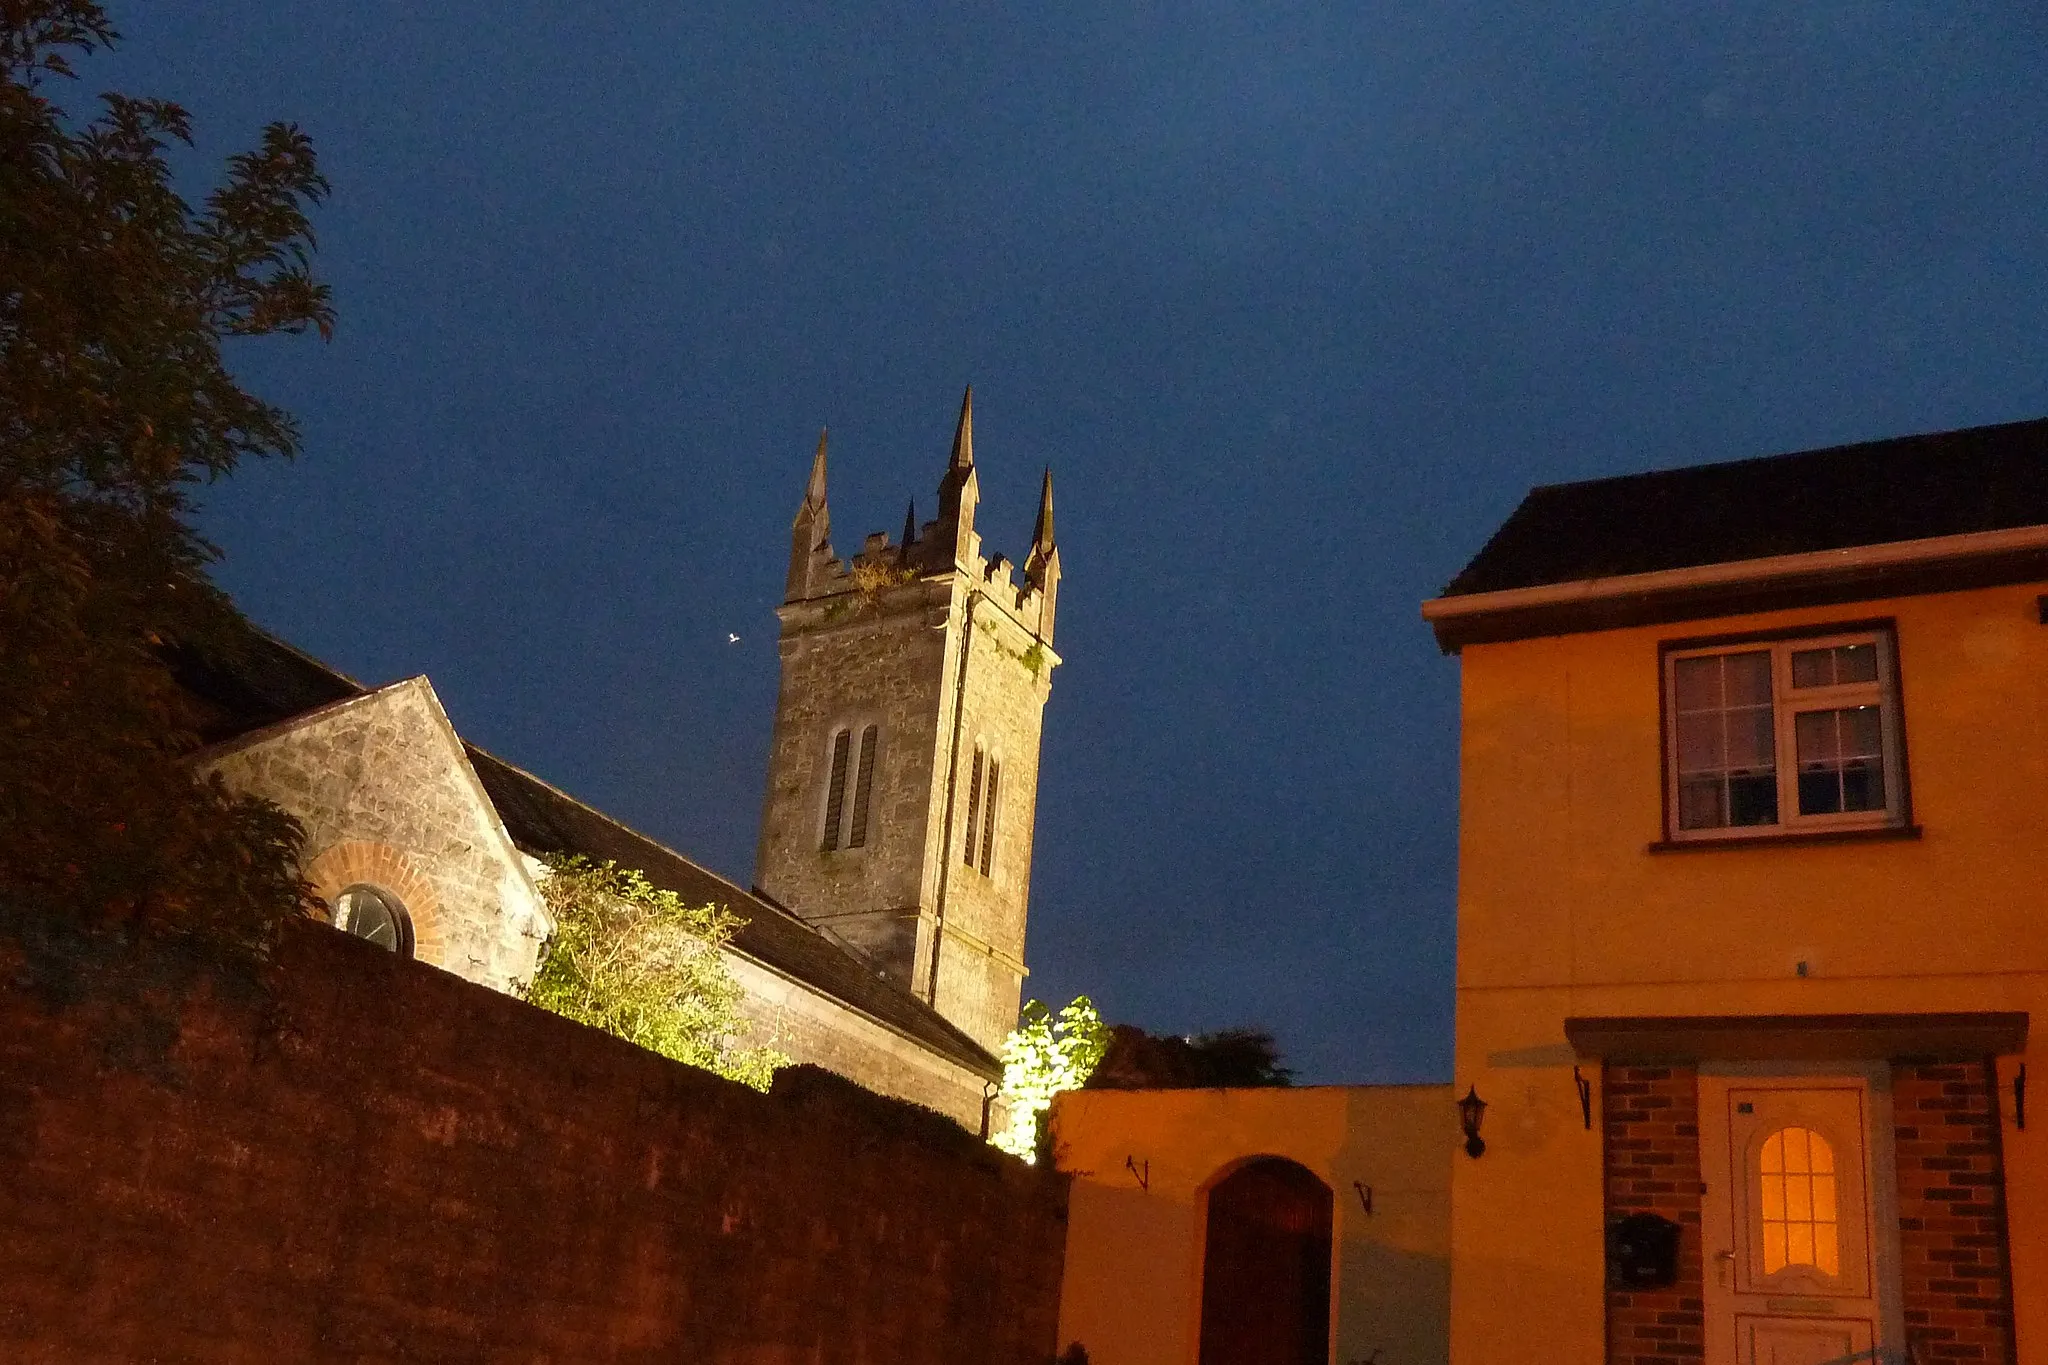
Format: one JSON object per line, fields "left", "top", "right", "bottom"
{"left": 1714, "top": 1249, "right": 1735, "bottom": 1287}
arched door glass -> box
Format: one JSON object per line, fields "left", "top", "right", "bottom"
{"left": 1759, "top": 1126, "right": 1838, "bottom": 1275}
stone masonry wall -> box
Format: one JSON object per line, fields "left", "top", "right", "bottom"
{"left": 756, "top": 592, "right": 952, "bottom": 985}
{"left": 0, "top": 910, "right": 1068, "bottom": 1365}
{"left": 199, "top": 679, "right": 546, "bottom": 993}
{"left": 1603, "top": 1063, "right": 1705, "bottom": 1365}
{"left": 930, "top": 589, "right": 1050, "bottom": 1051}
{"left": 725, "top": 950, "right": 992, "bottom": 1129}
{"left": 1892, "top": 1058, "right": 2018, "bottom": 1365}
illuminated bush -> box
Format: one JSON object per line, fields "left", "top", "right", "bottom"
{"left": 993, "top": 995, "right": 1110, "bottom": 1162}
{"left": 528, "top": 856, "right": 787, "bottom": 1091}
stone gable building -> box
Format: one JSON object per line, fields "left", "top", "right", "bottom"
{"left": 179, "top": 392, "right": 1060, "bottom": 1129}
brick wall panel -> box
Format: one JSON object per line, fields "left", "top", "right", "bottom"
{"left": 0, "top": 912, "right": 1067, "bottom": 1365}
{"left": 1892, "top": 1058, "right": 2017, "bottom": 1365}
{"left": 1604, "top": 1063, "right": 1705, "bottom": 1365}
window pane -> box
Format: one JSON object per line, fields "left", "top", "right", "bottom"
{"left": 1791, "top": 648, "right": 1832, "bottom": 689}
{"left": 1786, "top": 1174, "right": 1812, "bottom": 1222}
{"left": 1673, "top": 655, "right": 1721, "bottom": 712}
{"left": 1796, "top": 707, "right": 1888, "bottom": 816}
{"left": 1794, "top": 710, "right": 1839, "bottom": 763}
{"left": 1676, "top": 711, "right": 1722, "bottom": 774}
{"left": 1678, "top": 778, "right": 1726, "bottom": 830}
{"left": 1670, "top": 652, "right": 1777, "bottom": 831}
{"left": 1728, "top": 772, "right": 1779, "bottom": 826}
{"left": 1791, "top": 643, "right": 1879, "bottom": 688}
{"left": 1836, "top": 643, "right": 1877, "bottom": 683}
{"left": 1844, "top": 705, "right": 1882, "bottom": 756}
{"left": 1839, "top": 760, "right": 1885, "bottom": 812}
{"left": 1763, "top": 1224, "right": 1787, "bottom": 1275}
{"left": 1725, "top": 652, "right": 1773, "bottom": 705}
{"left": 1727, "top": 706, "right": 1775, "bottom": 769}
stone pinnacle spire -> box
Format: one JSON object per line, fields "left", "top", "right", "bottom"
{"left": 934, "top": 386, "right": 980, "bottom": 559}
{"left": 786, "top": 428, "right": 835, "bottom": 600}
{"left": 1031, "top": 467, "right": 1054, "bottom": 553}
{"left": 948, "top": 386, "right": 974, "bottom": 474}
{"left": 899, "top": 500, "right": 917, "bottom": 561}
{"left": 799, "top": 428, "right": 829, "bottom": 519}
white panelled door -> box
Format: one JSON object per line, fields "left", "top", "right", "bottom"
{"left": 1700, "top": 1074, "right": 1898, "bottom": 1365}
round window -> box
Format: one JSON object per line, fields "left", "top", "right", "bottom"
{"left": 334, "top": 884, "right": 415, "bottom": 957}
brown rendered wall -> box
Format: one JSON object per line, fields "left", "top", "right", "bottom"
{"left": 0, "top": 911, "right": 1067, "bottom": 1365}
{"left": 1892, "top": 1059, "right": 2019, "bottom": 1365}
{"left": 1603, "top": 1063, "right": 1706, "bottom": 1365}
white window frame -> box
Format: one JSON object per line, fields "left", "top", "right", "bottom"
{"left": 1661, "top": 626, "right": 1907, "bottom": 842}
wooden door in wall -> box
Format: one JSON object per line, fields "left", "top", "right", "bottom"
{"left": 1197, "top": 1158, "right": 1333, "bottom": 1365}
{"left": 1700, "top": 1075, "right": 1895, "bottom": 1365}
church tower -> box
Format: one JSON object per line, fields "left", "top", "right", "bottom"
{"left": 755, "top": 390, "right": 1061, "bottom": 1055}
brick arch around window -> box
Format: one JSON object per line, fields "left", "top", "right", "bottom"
{"left": 302, "top": 840, "right": 447, "bottom": 967}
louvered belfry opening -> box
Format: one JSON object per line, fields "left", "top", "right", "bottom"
{"left": 963, "top": 748, "right": 985, "bottom": 866}
{"left": 1197, "top": 1158, "right": 1334, "bottom": 1365}
{"left": 820, "top": 729, "right": 851, "bottom": 851}
{"left": 847, "top": 724, "right": 879, "bottom": 849}
{"left": 978, "top": 759, "right": 999, "bottom": 875}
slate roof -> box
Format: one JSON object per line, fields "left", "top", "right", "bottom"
{"left": 1444, "top": 416, "right": 2048, "bottom": 598}
{"left": 172, "top": 629, "right": 1001, "bottom": 1080}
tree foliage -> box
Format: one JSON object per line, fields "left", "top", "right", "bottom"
{"left": 1085, "top": 1024, "right": 1294, "bottom": 1090}
{"left": 527, "top": 857, "right": 788, "bottom": 1092}
{"left": 993, "top": 995, "right": 1111, "bottom": 1162}
{"left": 0, "top": 0, "right": 332, "bottom": 952}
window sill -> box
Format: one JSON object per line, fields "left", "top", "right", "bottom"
{"left": 1646, "top": 824, "right": 1923, "bottom": 854}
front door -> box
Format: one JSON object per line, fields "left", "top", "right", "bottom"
{"left": 1700, "top": 1074, "right": 1896, "bottom": 1365}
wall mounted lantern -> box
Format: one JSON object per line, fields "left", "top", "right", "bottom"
{"left": 1458, "top": 1085, "right": 1488, "bottom": 1158}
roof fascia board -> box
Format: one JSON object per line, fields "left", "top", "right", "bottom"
{"left": 1423, "top": 523, "right": 2048, "bottom": 652}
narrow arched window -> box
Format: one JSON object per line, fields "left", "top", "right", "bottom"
{"left": 846, "top": 724, "right": 879, "bottom": 848}
{"left": 979, "top": 758, "right": 1000, "bottom": 875}
{"left": 963, "top": 747, "right": 985, "bottom": 866}
{"left": 1760, "top": 1126, "right": 1839, "bottom": 1275}
{"left": 821, "top": 728, "right": 852, "bottom": 851}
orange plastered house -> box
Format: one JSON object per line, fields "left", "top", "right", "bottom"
{"left": 1425, "top": 416, "right": 2048, "bottom": 1365}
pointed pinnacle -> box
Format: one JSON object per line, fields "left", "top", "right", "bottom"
{"left": 1032, "top": 467, "right": 1055, "bottom": 549}
{"left": 901, "top": 500, "right": 918, "bottom": 547}
{"left": 803, "top": 428, "right": 829, "bottom": 509}
{"left": 948, "top": 386, "right": 974, "bottom": 471}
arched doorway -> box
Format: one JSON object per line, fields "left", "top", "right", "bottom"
{"left": 1198, "top": 1157, "right": 1333, "bottom": 1365}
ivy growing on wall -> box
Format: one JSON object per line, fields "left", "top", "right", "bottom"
{"left": 992, "top": 995, "right": 1110, "bottom": 1162}
{"left": 526, "top": 856, "right": 788, "bottom": 1092}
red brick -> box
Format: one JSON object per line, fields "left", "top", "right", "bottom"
{"left": 0, "top": 917, "right": 1068, "bottom": 1364}
{"left": 1893, "top": 1060, "right": 2017, "bottom": 1365}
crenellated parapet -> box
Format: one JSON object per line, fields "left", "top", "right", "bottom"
{"left": 780, "top": 387, "right": 1059, "bottom": 649}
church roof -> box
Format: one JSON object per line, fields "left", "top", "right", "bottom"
{"left": 172, "top": 628, "right": 1002, "bottom": 1081}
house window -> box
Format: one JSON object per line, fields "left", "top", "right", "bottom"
{"left": 1663, "top": 628, "right": 1904, "bottom": 839}
{"left": 334, "top": 884, "right": 415, "bottom": 957}
{"left": 962, "top": 745, "right": 1000, "bottom": 877}
{"left": 821, "top": 724, "right": 880, "bottom": 851}
{"left": 1759, "top": 1126, "right": 1839, "bottom": 1276}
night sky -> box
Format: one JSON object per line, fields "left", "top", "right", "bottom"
{"left": 93, "top": 3, "right": 2048, "bottom": 1082}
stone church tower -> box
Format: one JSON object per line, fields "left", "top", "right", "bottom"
{"left": 755, "top": 390, "right": 1060, "bottom": 1055}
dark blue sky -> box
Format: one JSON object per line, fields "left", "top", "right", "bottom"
{"left": 97, "top": 3, "right": 2048, "bottom": 1081}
